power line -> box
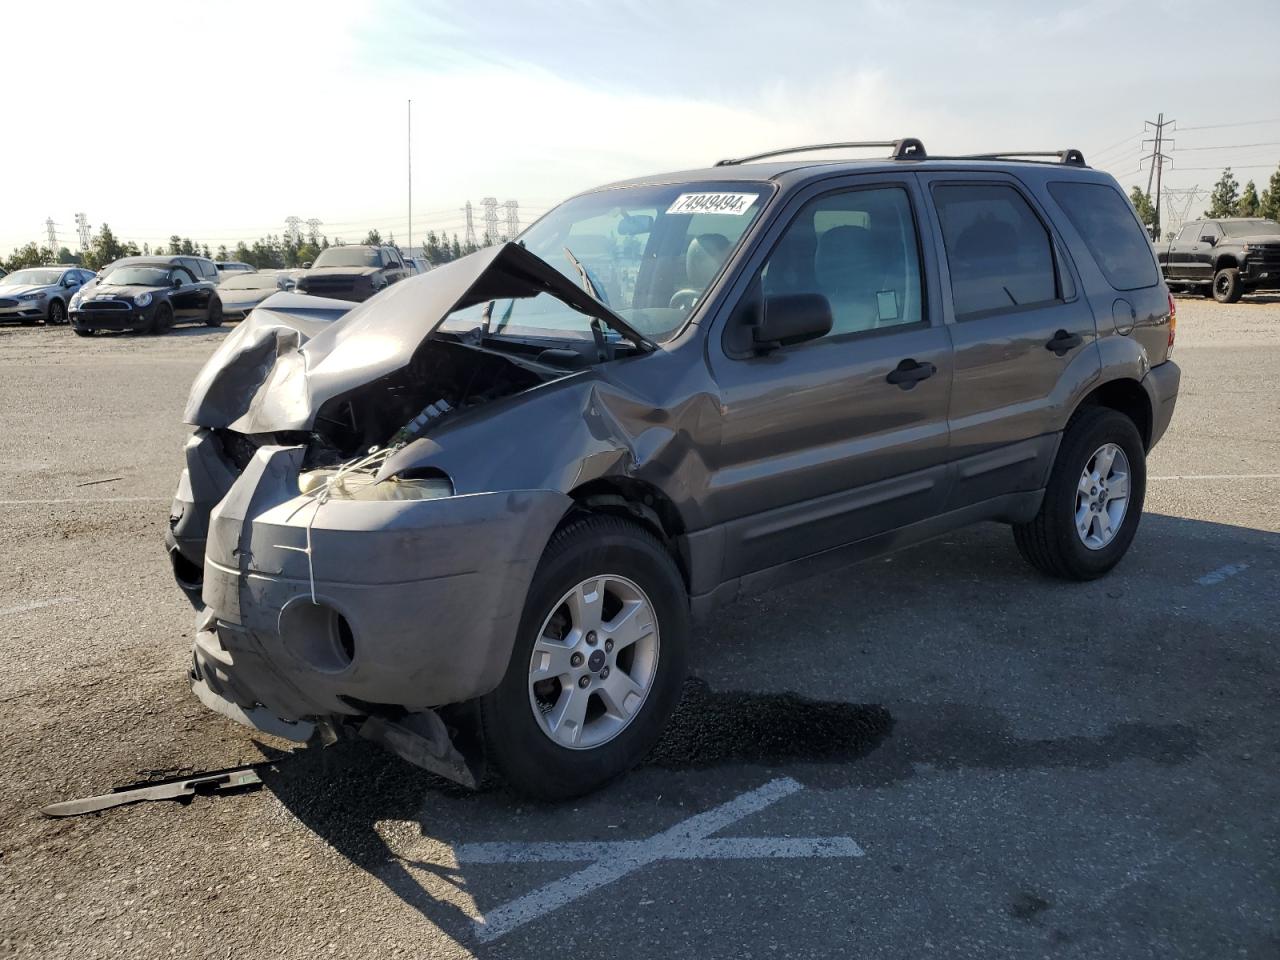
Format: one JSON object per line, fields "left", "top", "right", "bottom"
{"left": 1173, "top": 141, "right": 1280, "bottom": 152}
{"left": 1176, "top": 117, "right": 1280, "bottom": 132}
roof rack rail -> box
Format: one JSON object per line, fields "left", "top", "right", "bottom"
{"left": 955, "top": 149, "right": 1088, "bottom": 167}
{"left": 715, "top": 137, "right": 927, "bottom": 166}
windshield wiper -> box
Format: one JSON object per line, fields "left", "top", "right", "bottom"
{"left": 561, "top": 246, "right": 655, "bottom": 354}
{"left": 563, "top": 246, "right": 602, "bottom": 302}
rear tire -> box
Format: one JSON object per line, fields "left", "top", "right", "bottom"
{"left": 1013, "top": 408, "right": 1146, "bottom": 581}
{"left": 205, "top": 298, "right": 223, "bottom": 327}
{"left": 481, "top": 515, "right": 688, "bottom": 800}
{"left": 1212, "top": 267, "right": 1242, "bottom": 303}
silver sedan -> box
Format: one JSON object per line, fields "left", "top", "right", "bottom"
{"left": 0, "top": 266, "right": 94, "bottom": 325}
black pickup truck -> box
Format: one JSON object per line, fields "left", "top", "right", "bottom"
{"left": 1157, "top": 217, "right": 1280, "bottom": 302}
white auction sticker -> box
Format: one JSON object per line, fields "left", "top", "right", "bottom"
{"left": 666, "top": 192, "right": 758, "bottom": 216}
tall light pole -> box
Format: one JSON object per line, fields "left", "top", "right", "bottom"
{"left": 407, "top": 99, "right": 413, "bottom": 257}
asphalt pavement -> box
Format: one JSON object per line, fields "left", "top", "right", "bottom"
{"left": 0, "top": 297, "right": 1276, "bottom": 959}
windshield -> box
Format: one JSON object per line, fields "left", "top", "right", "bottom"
{"left": 2, "top": 269, "right": 64, "bottom": 286}
{"left": 442, "top": 181, "right": 770, "bottom": 343}
{"left": 101, "top": 266, "right": 173, "bottom": 287}
{"left": 1220, "top": 219, "right": 1280, "bottom": 237}
{"left": 220, "top": 273, "right": 278, "bottom": 290}
{"left": 313, "top": 247, "right": 381, "bottom": 268}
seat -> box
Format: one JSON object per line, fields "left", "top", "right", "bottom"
{"left": 814, "top": 225, "right": 888, "bottom": 333}
{"left": 671, "top": 234, "right": 731, "bottom": 309}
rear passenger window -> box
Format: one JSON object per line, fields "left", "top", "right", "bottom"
{"left": 933, "top": 183, "right": 1059, "bottom": 319}
{"left": 1048, "top": 182, "right": 1159, "bottom": 291}
{"left": 761, "top": 186, "right": 924, "bottom": 337}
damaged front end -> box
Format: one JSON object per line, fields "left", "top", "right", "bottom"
{"left": 169, "top": 244, "right": 652, "bottom": 784}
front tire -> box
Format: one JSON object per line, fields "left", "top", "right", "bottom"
{"left": 481, "top": 515, "right": 688, "bottom": 800}
{"left": 1013, "top": 408, "right": 1146, "bottom": 581}
{"left": 1213, "top": 267, "right": 1243, "bottom": 303}
{"left": 46, "top": 300, "right": 67, "bottom": 325}
{"left": 150, "top": 303, "right": 173, "bottom": 335}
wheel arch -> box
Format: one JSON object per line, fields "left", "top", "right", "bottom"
{"left": 1074, "top": 378, "right": 1153, "bottom": 450}
{"left": 564, "top": 476, "right": 691, "bottom": 587}
{"left": 1213, "top": 254, "right": 1239, "bottom": 272}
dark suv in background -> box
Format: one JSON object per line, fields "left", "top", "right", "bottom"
{"left": 1157, "top": 217, "right": 1280, "bottom": 302}
{"left": 292, "top": 244, "right": 410, "bottom": 301}
{"left": 171, "top": 139, "right": 1179, "bottom": 799}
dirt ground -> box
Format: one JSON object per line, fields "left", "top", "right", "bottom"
{"left": 0, "top": 295, "right": 1277, "bottom": 959}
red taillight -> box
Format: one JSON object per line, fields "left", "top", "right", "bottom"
{"left": 1167, "top": 292, "right": 1177, "bottom": 353}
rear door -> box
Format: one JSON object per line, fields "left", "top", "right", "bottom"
{"left": 705, "top": 175, "right": 954, "bottom": 578}
{"left": 918, "top": 173, "right": 1098, "bottom": 508}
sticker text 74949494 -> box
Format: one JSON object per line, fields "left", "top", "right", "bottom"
{"left": 665, "top": 193, "right": 758, "bottom": 216}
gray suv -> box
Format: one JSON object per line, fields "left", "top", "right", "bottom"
{"left": 169, "top": 139, "right": 1180, "bottom": 799}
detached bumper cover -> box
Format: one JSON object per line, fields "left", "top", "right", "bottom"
{"left": 184, "top": 442, "right": 569, "bottom": 731}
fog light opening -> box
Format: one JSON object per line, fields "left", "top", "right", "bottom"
{"left": 169, "top": 547, "right": 204, "bottom": 590}
{"left": 278, "top": 600, "right": 355, "bottom": 673}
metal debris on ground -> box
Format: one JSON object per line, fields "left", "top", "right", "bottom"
{"left": 40, "top": 762, "right": 276, "bottom": 818}
{"left": 73, "top": 476, "right": 123, "bottom": 487}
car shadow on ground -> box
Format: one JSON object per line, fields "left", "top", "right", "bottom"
{"left": 255, "top": 509, "right": 1270, "bottom": 948}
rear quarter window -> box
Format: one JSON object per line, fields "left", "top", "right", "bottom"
{"left": 1048, "top": 181, "right": 1159, "bottom": 291}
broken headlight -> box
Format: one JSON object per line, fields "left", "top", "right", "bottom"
{"left": 297, "top": 470, "right": 453, "bottom": 502}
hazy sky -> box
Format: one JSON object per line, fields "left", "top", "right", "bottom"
{"left": 3, "top": 0, "right": 1278, "bottom": 255}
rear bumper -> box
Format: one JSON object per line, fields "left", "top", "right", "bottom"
{"left": 1143, "top": 359, "right": 1180, "bottom": 449}
{"left": 174, "top": 435, "right": 569, "bottom": 729}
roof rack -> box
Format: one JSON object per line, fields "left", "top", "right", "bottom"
{"left": 953, "top": 149, "right": 1088, "bottom": 167}
{"left": 715, "top": 137, "right": 927, "bottom": 166}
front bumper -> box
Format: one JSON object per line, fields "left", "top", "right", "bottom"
{"left": 1240, "top": 259, "right": 1280, "bottom": 288}
{"left": 0, "top": 300, "right": 48, "bottom": 321}
{"left": 71, "top": 303, "right": 155, "bottom": 332}
{"left": 172, "top": 433, "right": 570, "bottom": 735}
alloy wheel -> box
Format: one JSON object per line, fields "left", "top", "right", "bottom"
{"left": 1075, "top": 442, "right": 1130, "bottom": 550}
{"left": 527, "top": 574, "right": 660, "bottom": 750}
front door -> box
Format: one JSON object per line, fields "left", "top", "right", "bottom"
{"left": 706, "top": 176, "right": 954, "bottom": 580}
{"left": 918, "top": 173, "right": 1100, "bottom": 508}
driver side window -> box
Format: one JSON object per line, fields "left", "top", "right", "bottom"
{"left": 173, "top": 267, "right": 196, "bottom": 285}
{"left": 761, "top": 185, "right": 925, "bottom": 338}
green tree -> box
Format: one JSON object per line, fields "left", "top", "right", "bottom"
{"left": 81, "top": 224, "right": 124, "bottom": 271}
{"left": 55, "top": 247, "right": 80, "bottom": 264}
{"left": 364, "top": 228, "right": 383, "bottom": 246}
{"left": 1260, "top": 164, "right": 1280, "bottom": 221}
{"left": 450, "top": 234, "right": 462, "bottom": 260}
{"left": 2, "top": 242, "right": 51, "bottom": 271}
{"left": 216, "top": 244, "right": 229, "bottom": 261}
{"left": 1128, "top": 187, "right": 1157, "bottom": 230}
{"left": 1204, "top": 168, "right": 1240, "bottom": 218}
{"left": 1236, "top": 180, "right": 1261, "bottom": 217}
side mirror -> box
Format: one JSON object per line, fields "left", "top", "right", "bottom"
{"left": 302, "top": 261, "right": 312, "bottom": 269}
{"left": 64, "top": 277, "right": 76, "bottom": 287}
{"left": 172, "top": 277, "right": 184, "bottom": 288}
{"left": 1200, "top": 235, "right": 1216, "bottom": 246}
{"left": 753, "top": 294, "right": 833, "bottom": 353}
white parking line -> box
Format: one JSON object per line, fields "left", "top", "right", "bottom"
{"left": 464, "top": 777, "right": 864, "bottom": 943}
{"left": 1150, "top": 474, "right": 1280, "bottom": 481}
{"left": 1196, "top": 563, "right": 1249, "bottom": 586}
{"left": 0, "top": 597, "right": 77, "bottom": 617}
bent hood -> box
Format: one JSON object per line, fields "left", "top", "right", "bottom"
{"left": 183, "top": 242, "right": 651, "bottom": 434}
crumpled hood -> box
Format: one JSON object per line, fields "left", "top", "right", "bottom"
{"left": 183, "top": 242, "right": 648, "bottom": 434}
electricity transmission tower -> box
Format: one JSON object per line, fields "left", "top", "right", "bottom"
{"left": 481, "top": 197, "right": 500, "bottom": 244}
{"left": 1162, "top": 187, "right": 1203, "bottom": 236}
{"left": 1141, "top": 113, "right": 1175, "bottom": 240}
{"left": 503, "top": 200, "right": 520, "bottom": 240}
{"left": 462, "top": 201, "right": 477, "bottom": 247}
{"left": 75, "top": 213, "right": 92, "bottom": 251}
{"left": 46, "top": 218, "right": 57, "bottom": 253}
{"left": 284, "top": 216, "right": 303, "bottom": 243}
{"left": 305, "top": 218, "right": 323, "bottom": 242}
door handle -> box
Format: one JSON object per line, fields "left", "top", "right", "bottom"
{"left": 1045, "top": 329, "right": 1083, "bottom": 356}
{"left": 885, "top": 358, "right": 936, "bottom": 389}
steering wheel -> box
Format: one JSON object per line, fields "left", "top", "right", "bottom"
{"left": 669, "top": 288, "right": 700, "bottom": 310}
